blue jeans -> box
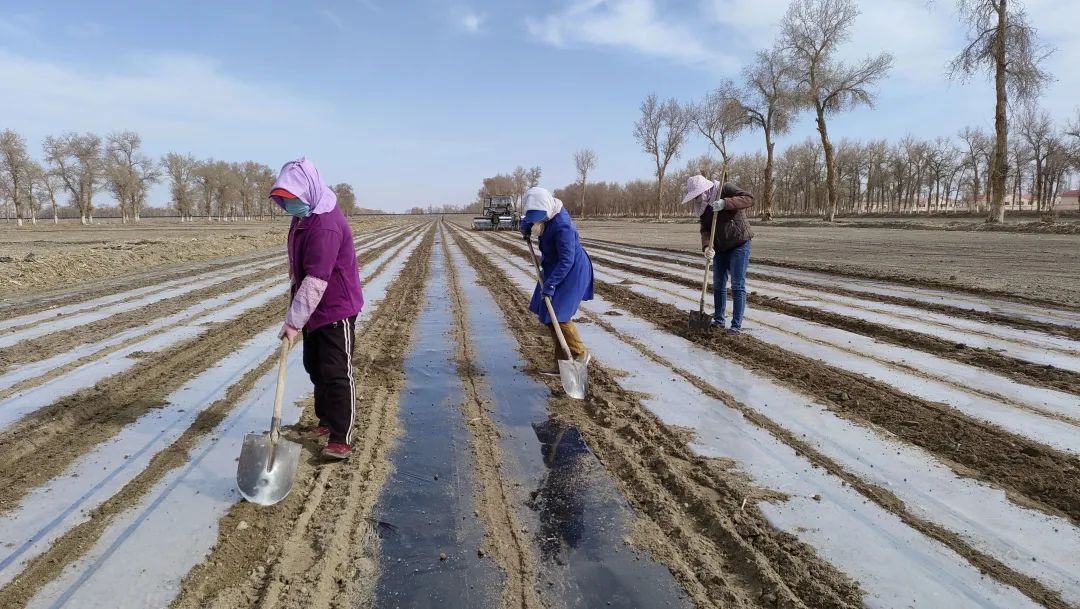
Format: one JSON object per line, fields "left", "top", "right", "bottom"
{"left": 713, "top": 241, "right": 751, "bottom": 328}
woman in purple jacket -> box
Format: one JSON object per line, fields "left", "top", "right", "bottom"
{"left": 271, "top": 158, "right": 364, "bottom": 460}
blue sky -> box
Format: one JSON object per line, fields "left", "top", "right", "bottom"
{"left": 1, "top": 0, "right": 1077, "bottom": 211}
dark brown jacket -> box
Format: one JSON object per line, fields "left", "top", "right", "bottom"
{"left": 699, "top": 183, "right": 754, "bottom": 252}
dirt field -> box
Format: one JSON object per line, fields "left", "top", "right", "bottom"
{"left": 0, "top": 217, "right": 399, "bottom": 298}
{"left": 0, "top": 217, "right": 1077, "bottom": 609}
{"left": 577, "top": 219, "right": 1080, "bottom": 307}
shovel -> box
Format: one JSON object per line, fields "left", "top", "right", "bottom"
{"left": 527, "top": 237, "right": 587, "bottom": 400}
{"left": 689, "top": 207, "right": 721, "bottom": 332}
{"left": 236, "top": 337, "right": 302, "bottom": 506}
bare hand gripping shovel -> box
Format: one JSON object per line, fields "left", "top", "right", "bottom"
{"left": 237, "top": 337, "right": 302, "bottom": 506}
{"left": 527, "top": 237, "right": 587, "bottom": 400}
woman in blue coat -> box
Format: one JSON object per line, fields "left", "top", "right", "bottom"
{"left": 520, "top": 187, "right": 594, "bottom": 375}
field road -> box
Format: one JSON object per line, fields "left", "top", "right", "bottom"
{"left": 0, "top": 216, "right": 1076, "bottom": 609}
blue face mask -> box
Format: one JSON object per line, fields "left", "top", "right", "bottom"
{"left": 283, "top": 199, "right": 311, "bottom": 218}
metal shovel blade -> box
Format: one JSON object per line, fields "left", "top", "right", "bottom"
{"left": 557, "top": 358, "right": 588, "bottom": 400}
{"left": 236, "top": 432, "right": 302, "bottom": 506}
{"left": 688, "top": 310, "right": 713, "bottom": 332}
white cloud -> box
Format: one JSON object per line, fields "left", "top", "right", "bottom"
{"left": 318, "top": 8, "right": 346, "bottom": 31}
{"left": 0, "top": 50, "right": 336, "bottom": 154}
{"left": 701, "top": 0, "right": 786, "bottom": 34}
{"left": 526, "top": 0, "right": 738, "bottom": 71}
{"left": 456, "top": 8, "right": 486, "bottom": 34}
{"left": 355, "top": 0, "right": 381, "bottom": 13}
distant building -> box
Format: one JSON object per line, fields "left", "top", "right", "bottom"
{"left": 1060, "top": 189, "right": 1080, "bottom": 211}
{"left": 969, "top": 193, "right": 1035, "bottom": 210}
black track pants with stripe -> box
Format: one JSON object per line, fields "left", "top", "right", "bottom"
{"left": 302, "top": 315, "right": 357, "bottom": 445}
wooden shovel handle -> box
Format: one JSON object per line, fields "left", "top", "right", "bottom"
{"left": 270, "top": 336, "right": 290, "bottom": 442}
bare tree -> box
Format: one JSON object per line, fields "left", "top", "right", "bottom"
{"left": 633, "top": 94, "right": 693, "bottom": 216}
{"left": 40, "top": 166, "right": 63, "bottom": 224}
{"left": 162, "top": 152, "right": 198, "bottom": 221}
{"left": 23, "top": 161, "right": 46, "bottom": 225}
{"left": 0, "top": 129, "right": 31, "bottom": 226}
{"left": 958, "top": 126, "right": 991, "bottom": 210}
{"left": 106, "top": 131, "right": 158, "bottom": 223}
{"left": 526, "top": 166, "right": 542, "bottom": 188}
{"left": 332, "top": 183, "right": 357, "bottom": 216}
{"left": 1017, "top": 104, "right": 1054, "bottom": 211}
{"left": 950, "top": 0, "right": 1053, "bottom": 222}
{"left": 738, "top": 47, "right": 797, "bottom": 220}
{"left": 511, "top": 166, "right": 528, "bottom": 206}
{"left": 693, "top": 82, "right": 748, "bottom": 178}
{"left": 781, "top": 0, "right": 893, "bottom": 222}
{"left": 43, "top": 133, "right": 104, "bottom": 224}
{"left": 573, "top": 149, "right": 597, "bottom": 214}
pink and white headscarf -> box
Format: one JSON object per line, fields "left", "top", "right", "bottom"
{"left": 681, "top": 174, "right": 719, "bottom": 217}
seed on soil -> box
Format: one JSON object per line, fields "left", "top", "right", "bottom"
{"left": 236, "top": 520, "right": 250, "bottom": 531}
{"left": 439, "top": 552, "right": 447, "bottom": 561}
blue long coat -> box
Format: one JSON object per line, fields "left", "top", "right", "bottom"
{"left": 529, "top": 208, "right": 594, "bottom": 324}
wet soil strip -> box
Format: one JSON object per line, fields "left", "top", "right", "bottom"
{"left": 1, "top": 222, "right": 434, "bottom": 609}
{"left": 170, "top": 223, "right": 435, "bottom": 609}
{"left": 581, "top": 236, "right": 1080, "bottom": 321}
{"left": 467, "top": 230, "right": 1077, "bottom": 608}
{"left": 450, "top": 225, "right": 864, "bottom": 609}
{"left": 443, "top": 231, "right": 690, "bottom": 609}
{"left": 580, "top": 238, "right": 1080, "bottom": 340}
{"left": 371, "top": 228, "right": 501, "bottom": 609}
{"left": 485, "top": 234, "right": 1080, "bottom": 523}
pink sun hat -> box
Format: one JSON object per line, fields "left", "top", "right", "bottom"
{"left": 681, "top": 174, "right": 714, "bottom": 205}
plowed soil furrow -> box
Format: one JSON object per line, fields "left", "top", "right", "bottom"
{"left": 0, "top": 225, "right": 416, "bottom": 401}
{"left": 0, "top": 228, "right": 417, "bottom": 517}
{"left": 0, "top": 263, "right": 285, "bottom": 372}
{"left": 0, "top": 227, "right": 411, "bottom": 373}
{"left": 580, "top": 239, "right": 1080, "bottom": 341}
{"left": 581, "top": 236, "right": 1080, "bottom": 315}
{"left": 588, "top": 277, "right": 1080, "bottom": 525}
{"left": 441, "top": 226, "right": 544, "bottom": 609}
{"left": 450, "top": 226, "right": 864, "bottom": 609}
{"left": 0, "top": 295, "right": 286, "bottom": 515}
{"left": 538, "top": 239, "right": 1080, "bottom": 394}
{"left": 489, "top": 235, "right": 1080, "bottom": 423}
{"left": 0, "top": 249, "right": 282, "bottom": 321}
{"left": 169, "top": 223, "right": 435, "bottom": 609}
{"left": 0, "top": 223, "right": 402, "bottom": 322}
{"left": 473, "top": 229, "right": 1080, "bottom": 606}
{"left": 0, "top": 319, "right": 284, "bottom": 609}
{"left": 575, "top": 309, "right": 1074, "bottom": 609}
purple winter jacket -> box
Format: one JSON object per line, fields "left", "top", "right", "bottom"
{"left": 287, "top": 206, "right": 364, "bottom": 331}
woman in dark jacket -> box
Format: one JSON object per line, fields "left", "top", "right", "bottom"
{"left": 682, "top": 174, "right": 754, "bottom": 334}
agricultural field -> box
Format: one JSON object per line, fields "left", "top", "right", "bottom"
{"left": 0, "top": 216, "right": 1077, "bottom": 609}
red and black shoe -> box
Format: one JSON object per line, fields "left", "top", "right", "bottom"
{"left": 321, "top": 442, "right": 352, "bottom": 461}
{"left": 309, "top": 425, "right": 331, "bottom": 439}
